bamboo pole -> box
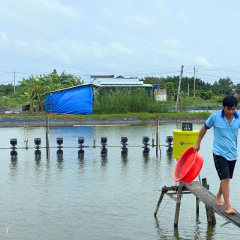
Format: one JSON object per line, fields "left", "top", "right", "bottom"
{"left": 174, "top": 182, "right": 183, "bottom": 228}
{"left": 156, "top": 119, "right": 158, "bottom": 157}
{"left": 46, "top": 117, "right": 50, "bottom": 159}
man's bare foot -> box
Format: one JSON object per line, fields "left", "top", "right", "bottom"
{"left": 225, "top": 207, "right": 237, "bottom": 215}
{"left": 216, "top": 196, "right": 224, "bottom": 206}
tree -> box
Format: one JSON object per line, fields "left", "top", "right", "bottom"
{"left": 165, "top": 82, "right": 175, "bottom": 101}
{"left": 218, "top": 77, "right": 233, "bottom": 95}
{"left": 18, "top": 69, "right": 84, "bottom": 112}
{"left": 212, "top": 77, "right": 233, "bottom": 95}
{"left": 199, "top": 90, "right": 214, "bottom": 100}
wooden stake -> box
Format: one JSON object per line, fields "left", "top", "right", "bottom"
{"left": 46, "top": 117, "right": 50, "bottom": 159}
{"left": 202, "top": 178, "right": 216, "bottom": 225}
{"left": 154, "top": 188, "right": 166, "bottom": 216}
{"left": 156, "top": 119, "right": 159, "bottom": 157}
{"left": 196, "top": 197, "right": 200, "bottom": 214}
{"left": 174, "top": 181, "right": 183, "bottom": 228}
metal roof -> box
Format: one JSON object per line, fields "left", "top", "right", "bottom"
{"left": 99, "top": 81, "right": 144, "bottom": 85}
{"left": 99, "top": 84, "right": 152, "bottom": 88}
{"left": 45, "top": 84, "right": 100, "bottom": 95}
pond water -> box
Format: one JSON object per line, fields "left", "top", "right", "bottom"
{"left": 0, "top": 123, "right": 239, "bottom": 240}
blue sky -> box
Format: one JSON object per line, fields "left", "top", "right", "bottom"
{"left": 1, "top": 0, "right": 240, "bottom": 85}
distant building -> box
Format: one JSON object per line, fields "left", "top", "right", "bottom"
{"left": 89, "top": 76, "right": 167, "bottom": 101}
{"left": 91, "top": 75, "right": 153, "bottom": 96}
{"left": 154, "top": 84, "right": 167, "bottom": 101}
{"left": 91, "top": 75, "right": 114, "bottom": 79}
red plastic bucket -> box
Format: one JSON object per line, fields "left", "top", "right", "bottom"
{"left": 172, "top": 146, "right": 204, "bottom": 183}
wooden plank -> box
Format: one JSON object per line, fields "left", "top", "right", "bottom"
{"left": 166, "top": 192, "right": 180, "bottom": 203}
{"left": 184, "top": 181, "right": 240, "bottom": 228}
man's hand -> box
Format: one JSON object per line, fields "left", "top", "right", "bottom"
{"left": 193, "top": 144, "right": 200, "bottom": 152}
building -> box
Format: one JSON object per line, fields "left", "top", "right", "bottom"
{"left": 154, "top": 84, "right": 167, "bottom": 101}
{"left": 91, "top": 75, "right": 153, "bottom": 96}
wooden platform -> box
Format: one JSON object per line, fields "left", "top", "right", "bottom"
{"left": 184, "top": 181, "right": 240, "bottom": 228}
{"left": 154, "top": 178, "right": 240, "bottom": 228}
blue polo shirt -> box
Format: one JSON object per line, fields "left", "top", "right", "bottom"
{"left": 205, "top": 110, "right": 240, "bottom": 161}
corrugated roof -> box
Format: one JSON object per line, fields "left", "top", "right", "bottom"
{"left": 45, "top": 83, "right": 100, "bottom": 95}
{"left": 99, "top": 84, "right": 152, "bottom": 87}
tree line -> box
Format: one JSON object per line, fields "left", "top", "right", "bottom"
{"left": 0, "top": 70, "right": 237, "bottom": 112}
{"left": 141, "top": 76, "right": 236, "bottom": 100}
{"left": 0, "top": 69, "right": 84, "bottom": 112}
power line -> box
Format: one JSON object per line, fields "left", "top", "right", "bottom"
{"left": 1, "top": 66, "right": 240, "bottom": 87}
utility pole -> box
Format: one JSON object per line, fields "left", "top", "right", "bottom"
{"left": 194, "top": 66, "right": 196, "bottom": 99}
{"left": 14, "top": 71, "right": 16, "bottom": 94}
{"left": 176, "top": 65, "right": 184, "bottom": 112}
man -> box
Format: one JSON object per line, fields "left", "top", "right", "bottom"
{"left": 194, "top": 95, "right": 240, "bottom": 215}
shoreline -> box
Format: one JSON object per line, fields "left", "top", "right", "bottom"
{"left": 0, "top": 116, "right": 206, "bottom": 127}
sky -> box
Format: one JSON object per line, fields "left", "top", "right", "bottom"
{"left": 1, "top": 0, "right": 240, "bottom": 85}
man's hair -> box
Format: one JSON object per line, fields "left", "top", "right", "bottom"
{"left": 223, "top": 95, "right": 238, "bottom": 107}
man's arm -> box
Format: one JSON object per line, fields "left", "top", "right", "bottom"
{"left": 193, "top": 125, "right": 208, "bottom": 152}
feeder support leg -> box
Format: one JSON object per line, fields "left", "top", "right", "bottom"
{"left": 174, "top": 182, "right": 183, "bottom": 228}
{"left": 154, "top": 188, "right": 167, "bottom": 216}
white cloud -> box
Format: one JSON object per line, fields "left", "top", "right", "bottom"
{"left": 193, "top": 56, "right": 212, "bottom": 67}
{"left": 124, "top": 16, "right": 154, "bottom": 31}
{"left": 36, "top": 0, "right": 79, "bottom": 18}
{"left": 0, "top": 0, "right": 83, "bottom": 41}
{"left": 96, "top": 25, "right": 113, "bottom": 36}
{"left": 109, "top": 42, "right": 138, "bottom": 56}
{"left": 0, "top": 32, "right": 8, "bottom": 42}
{"left": 178, "top": 12, "right": 189, "bottom": 26}
{"left": 1, "top": 0, "right": 240, "bottom": 84}
{"left": 162, "top": 39, "right": 182, "bottom": 48}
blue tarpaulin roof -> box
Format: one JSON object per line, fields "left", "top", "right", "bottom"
{"left": 45, "top": 84, "right": 98, "bottom": 115}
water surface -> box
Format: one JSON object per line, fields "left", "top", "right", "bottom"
{"left": 0, "top": 123, "right": 239, "bottom": 239}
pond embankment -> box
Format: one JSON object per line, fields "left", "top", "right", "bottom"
{"left": 0, "top": 116, "right": 206, "bottom": 127}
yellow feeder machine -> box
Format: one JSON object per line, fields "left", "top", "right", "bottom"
{"left": 173, "top": 122, "right": 199, "bottom": 159}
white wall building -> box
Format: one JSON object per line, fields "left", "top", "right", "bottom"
{"left": 154, "top": 88, "right": 167, "bottom": 101}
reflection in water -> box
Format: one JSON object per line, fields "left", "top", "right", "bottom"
{"left": 154, "top": 204, "right": 211, "bottom": 240}
{"left": 78, "top": 155, "right": 85, "bottom": 172}
{"left": 57, "top": 153, "right": 64, "bottom": 170}
{"left": 34, "top": 149, "right": 41, "bottom": 159}
{"left": 173, "top": 220, "right": 202, "bottom": 240}
{"left": 35, "top": 157, "right": 41, "bottom": 167}
{"left": 121, "top": 155, "right": 128, "bottom": 167}
{"left": 0, "top": 124, "right": 234, "bottom": 239}
{"left": 206, "top": 224, "right": 216, "bottom": 240}
{"left": 173, "top": 227, "right": 181, "bottom": 239}
{"left": 166, "top": 147, "right": 173, "bottom": 154}
{"left": 78, "top": 155, "right": 84, "bottom": 166}
{"left": 57, "top": 149, "right": 63, "bottom": 158}
{"left": 142, "top": 154, "right": 150, "bottom": 164}
{"left": 154, "top": 217, "right": 182, "bottom": 240}
{"left": 78, "top": 149, "right": 84, "bottom": 157}
{"left": 154, "top": 217, "right": 164, "bottom": 239}
{"left": 46, "top": 158, "right": 50, "bottom": 168}
{"left": 9, "top": 157, "right": 18, "bottom": 179}
{"left": 101, "top": 155, "right": 108, "bottom": 169}
{"left": 10, "top": 150, "right": 18, "bottom": 160}
{"left": 10, "top": 158, "right": 18, "bottom": 169}
{"left": 166, "top": 151, "right": 174, "bottom": 165}
{"left": 195, "top": 213, "right": 201, "bottom": 225}
{"left": 35, "top": 148, "right": 41, "bottom": 167}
